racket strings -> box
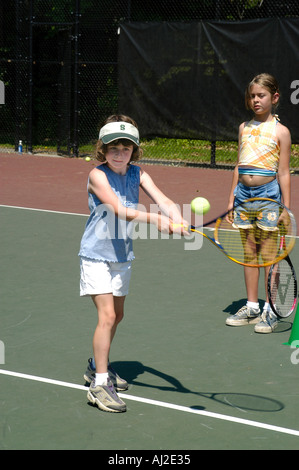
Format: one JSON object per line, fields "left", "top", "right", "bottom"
{"left": 214, "top": 205, "right": 296, "bottom": 267}
{"left": 269, "top": 259, "right": 297, "bottom": 317}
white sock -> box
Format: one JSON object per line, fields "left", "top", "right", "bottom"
{"left": 246, "top": 301, "right": 259, "bottom": 310}
{"left": 95, "top": 372, "right": 109, "bottom": 386}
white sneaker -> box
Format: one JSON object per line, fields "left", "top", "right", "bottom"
{"left": 87, "top": 378, "right": 127, "bottom": 413}
{"left": 254, "top": 309, "right": 278, "bottom": 334}
{"left": 226, "top": 305, "right": 261, "bottom": 326}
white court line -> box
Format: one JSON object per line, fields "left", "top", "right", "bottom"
{"left": 0, "top": 204, "right": 88, "bottom": 217}
{"left": 0, "top": 368, "right": 299, "bottom": 438}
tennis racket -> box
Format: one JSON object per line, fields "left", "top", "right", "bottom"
{"left": 267, "top": 235, "right": 298, "bottom": 318}
{"left": 174, "top": 197, "right": 296, "bottom": 267}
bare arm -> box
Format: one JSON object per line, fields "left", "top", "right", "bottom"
{"left": 227, "top": 123, "right": 244, "bottom": 211}
{"left": 88, "top": 167, "right": 188, "bottom": 235}
{"left": 140, "top": 170, "right": 187, "bottom": 223}
{"left": 277, "top": 123, "right": 291, "bottom": 209}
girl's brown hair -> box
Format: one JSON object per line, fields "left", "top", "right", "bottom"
{"left": 95, "top": 114, "right": 143, "bottom": 162}
{"left": 245, "top": 73, "right": 280, "bottom": 110}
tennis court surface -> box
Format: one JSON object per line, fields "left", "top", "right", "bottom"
{"left": 1, "top": 153, "right": 299, "bottom": 451}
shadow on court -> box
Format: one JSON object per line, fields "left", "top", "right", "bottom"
{"left": 110, "top": 360, "right": 284, "bottom": 413}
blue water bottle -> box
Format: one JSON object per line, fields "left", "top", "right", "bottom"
{"left": 18, "top": 140, "right": 23, "bottom": 153}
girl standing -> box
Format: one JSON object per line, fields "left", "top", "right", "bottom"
{"left": 225, "top": 74, "right": 291, "bottom": 334}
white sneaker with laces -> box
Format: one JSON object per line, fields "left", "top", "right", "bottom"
{"left": 87, "top": 377, "right": 127, "bottom": 413}
{"left": 226, "top": 305, "right": 261, "bottom": 326}
{"left": 254, "top": 308, "right": 278, "bottom": 334}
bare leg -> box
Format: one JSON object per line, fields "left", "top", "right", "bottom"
{"left": 91, "top": 294, "right": 125, "bottom": 373}
{"left": 244, "top": 266, "right": 260, "bottom": 303}
{"left": 264, "top": 266, "right": 271, "bottom": 303}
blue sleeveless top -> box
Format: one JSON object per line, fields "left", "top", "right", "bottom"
{"left": 79, "top": 164, "right": 140, "bottom": 262}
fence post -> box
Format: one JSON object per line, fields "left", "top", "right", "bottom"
{"left": 211, "top": 141, "right": 216, "bottom": 167}
{"left": 27, "top": 0, "right": 33, "bottom": 154}
{"left": 15, "top": 0, "right": 23, "bottom": 151}
{"left": 72, "top": 0, "right": 80, "bottom": 157}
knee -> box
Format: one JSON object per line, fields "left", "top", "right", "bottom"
{"left": 98, "top": 309, "right": 117, "bottom": 329}
{"left": 115, "top": 310, "right": 124, "bottom": 326}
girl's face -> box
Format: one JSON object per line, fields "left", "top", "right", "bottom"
{"left": 248, "top": 83, "right": 279, "bottom": 119}
{"left": 105, "top": 142, "right": 134, "bottom": 174}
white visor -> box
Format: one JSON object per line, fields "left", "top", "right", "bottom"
{"left": 99, "top": 121, "right": 140, "bottom": 146}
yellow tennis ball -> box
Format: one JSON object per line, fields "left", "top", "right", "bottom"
{"left": 191, "top": 197, "right": 210, "bottom": 215}
{"left": 85, "top": 156, "right": 91, "bottom": 162}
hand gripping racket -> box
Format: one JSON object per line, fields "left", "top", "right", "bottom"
{"left": 267, "top": 235, "right": 298, "bottom": 318}
{"left": 174, "top": 197, "right": 296, "bottom": 268}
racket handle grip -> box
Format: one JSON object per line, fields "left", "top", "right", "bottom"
{"left": 172, "top": 223, "right": 191, "bottom": 231}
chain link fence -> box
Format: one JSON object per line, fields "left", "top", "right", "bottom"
{"left": 0, "top": 0, "right": 299, "bottom": 169}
